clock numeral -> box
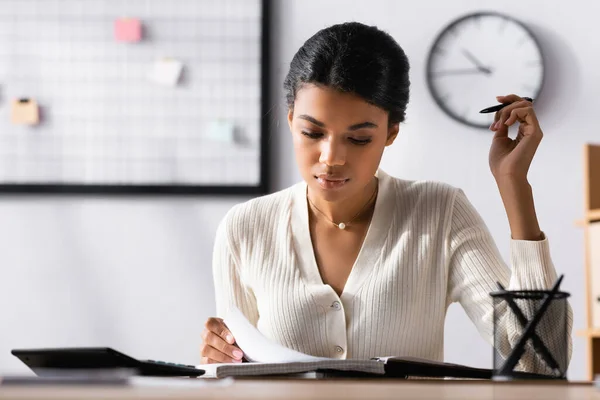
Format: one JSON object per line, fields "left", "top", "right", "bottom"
{"left": 432, "top": 46, "right": 447, "bottom": 56}
{"left": 439, "top": 93, "right": 451, "bottom": 104}
{"left": 522, "top": 84, "right": 535, "bottom": 92}
{"left": 498, "top": 17, "right": 508, "bottom": 34}
{"left": 516, "top": 35, "right": 530, "bottom": 48}
{"left": 526, "top": 60, "right": 542, "bottom": 67}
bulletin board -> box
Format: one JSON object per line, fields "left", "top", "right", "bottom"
{"left": 0, "top": 0, "right": 269, "bottom": 195}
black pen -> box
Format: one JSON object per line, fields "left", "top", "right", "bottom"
{"left": 479, "top": 97, "right": 533, "bottom": 114}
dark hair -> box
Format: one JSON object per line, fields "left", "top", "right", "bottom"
{"left": 283, "top": 22, "right": 410, "bottom": 124}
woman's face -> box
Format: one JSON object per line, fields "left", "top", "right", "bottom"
{"left": 288, "top": 84, "right": 398, "bottom": 202}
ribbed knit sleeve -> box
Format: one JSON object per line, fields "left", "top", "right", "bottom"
{"left": 509, "top": 238, "right": 557, "bottom": 289}
{"left": 212, "top": 208, "right": 259, "bottom": 326}
{"left": 446, "top": 189, "right": 510, "bottom": 338}
{"left": 446, "top": 189, "right": 572, "bottom": 373}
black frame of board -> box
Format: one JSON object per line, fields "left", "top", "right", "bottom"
{"left": 0, "top": 0, "right": 271, "bottom": 196}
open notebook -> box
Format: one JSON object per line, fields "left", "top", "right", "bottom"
{"left": 197, "top": 307, "right": 493, "bottom": 379}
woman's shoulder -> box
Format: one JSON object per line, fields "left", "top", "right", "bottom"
{"left": 219, "top": 183, "right": 300, "bottom": 233}
{"left": 384, "top": 172, "right": 461, "bottom": 204}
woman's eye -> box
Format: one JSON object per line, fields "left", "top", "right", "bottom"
{"left": 301, "top": 131, "right": 323, "bottom": 139}
{"left": 300, "top": 131, "right": 371, "bottom": 145}
{"left": 349, "top": 138, "right": 372, "bottom": 145}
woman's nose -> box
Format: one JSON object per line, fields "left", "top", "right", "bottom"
{"left": 319, "top": 139, "right": 346, "bottom": 166}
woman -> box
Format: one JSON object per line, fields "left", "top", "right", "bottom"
{"left": 200, "top": 22, "right": 572, "bottom": 372}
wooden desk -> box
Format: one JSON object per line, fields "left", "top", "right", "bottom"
{"left": 0, "top": 379, "right": 598, "bottom": 400}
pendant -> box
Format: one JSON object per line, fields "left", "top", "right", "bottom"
{"left": 338, "top": 223, "right": 346, "bottom": 230}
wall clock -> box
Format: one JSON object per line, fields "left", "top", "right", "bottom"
{"left": 426, "top": 12, "right": 545, "bottom": 129}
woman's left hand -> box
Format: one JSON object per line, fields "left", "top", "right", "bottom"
{"left": 488, "top": 94, "right": 543, "bottom": 182}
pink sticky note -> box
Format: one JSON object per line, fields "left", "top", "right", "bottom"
{"left": 115, "top": 18, "right": 142, "bottom": 42}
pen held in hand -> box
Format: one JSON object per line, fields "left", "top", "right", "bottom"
{"left": 479, "top": 97, "right": 533, "bottom": 114}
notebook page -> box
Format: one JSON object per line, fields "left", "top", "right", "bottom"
{"left": 223, "top": 306, "right": 330, "bottom": 363}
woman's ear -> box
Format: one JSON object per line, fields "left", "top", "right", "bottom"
{"left": 287, "top": 109, "right": 294, "bottom": 130}
{"left": 385, "top": 123, "right": 399, "bottom": 146}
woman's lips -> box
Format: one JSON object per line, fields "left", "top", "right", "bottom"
{"left": 315, "top": 176, "right": 349, "bottom": 190}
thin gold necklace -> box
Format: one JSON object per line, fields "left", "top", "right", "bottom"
{"left": 307, "top": 186, "right": 378, "bottom": 230}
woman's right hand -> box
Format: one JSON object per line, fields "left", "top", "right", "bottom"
{"left": 200, "top": 317, "right": 244, "bottom": 364}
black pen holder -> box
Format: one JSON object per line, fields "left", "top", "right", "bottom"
{"left": 490, "top": 289, "right": 570, "bottom": 380}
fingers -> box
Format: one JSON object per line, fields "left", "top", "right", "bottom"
{"left": 496, "top": 94, "right": 525, "bottom": 104}
{"left": 490, "top": 95, "right": 535, "bottom": 132}
{"left": 200, "top": 317, "right": 244, "bottom": 364}
{"left": 205, "top": 317, "right": 235, "bottom": 344}
{"left": 202, "top": 330, "right": 244, "bottom": 360}
{"left": 498, "top": 100, "right": 533, "bottom": 125}
{"left": 492, "top": 94, "right": 524, "bottom": 126}
{"left": 495, "top": 97, "right": 531, "bottom": 122}
{"left": 504, "top": 107, "right": 539, "bottom": 132}
{"left": 201, "top": 344, "right": 240, "bottom": 364}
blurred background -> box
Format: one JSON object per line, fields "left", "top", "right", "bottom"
{"left": 0, "top": 0, "right": 598, "bottom": 381}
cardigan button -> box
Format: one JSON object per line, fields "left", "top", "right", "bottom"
{"left": 331, "top": 301, "right": 341, "bottom": 311}
{"left": 334, "top": 346, "right": 344, "bottom": 353}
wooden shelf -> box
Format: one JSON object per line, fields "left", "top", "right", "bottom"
{"left": 577, "top": 329, "right": 600, "bottom": 338}
{"left": 581, "top": 144, "right": 600, "bottom": 381}
{"left": 586, "top": 145, "right": 600, "bottom": 211}
{"left": 575, "top": 210, "right": 600, "bottom": 226}
{"left": 588, "top": 209, "right": 600, "bottom": 222}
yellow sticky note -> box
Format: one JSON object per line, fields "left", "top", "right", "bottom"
{"left": 10, "top": 98, "right": 40, "bottom": 125}
{"left": 148, "top": 58, "right": 183, "bottom": 86}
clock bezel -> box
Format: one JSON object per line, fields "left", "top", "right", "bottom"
{"left": 425, "top": 11, "right": 545, "bottom": 129}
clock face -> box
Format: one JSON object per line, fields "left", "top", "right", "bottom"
{"left": 426, "top": 12, "right": 544, "bottom": 129}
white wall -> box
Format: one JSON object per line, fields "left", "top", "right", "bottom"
{"left": 0, "top": 0, "right": 596, "bottom": 380}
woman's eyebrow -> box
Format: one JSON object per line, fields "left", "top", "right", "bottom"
{"left": 347, "top": 122, "right": 378, "bottom": 131}
{"left": 297, "top": 114, "right": 325, "bottom": 127}
{"left": 297, "top": 115, "right": 378, "bottom": 130}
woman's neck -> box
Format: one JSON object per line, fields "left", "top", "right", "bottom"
{"left": 307, "top": 177, "right": 379, "bottom": 226}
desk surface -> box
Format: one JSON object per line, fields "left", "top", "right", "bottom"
{"left": 0, "top": 379, "right": 598, "bottom": 400}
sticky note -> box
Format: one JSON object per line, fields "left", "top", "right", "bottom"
{"left": 205, "top": 120, "right": 235, "bottom": 143}
{"left": 10, "top": 98, "right": 40, "bottom": 125}
{"left": 148, "top": 58, "right": 183, "bottom": 86}
{"left": 115, "top": 18, "right": 142, "bottom": 42}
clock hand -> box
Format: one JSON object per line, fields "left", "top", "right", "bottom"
{"left": 432, "top": 68, "right": 489, "bottom": 77}
{"left": 462, "top": 49, "right": 492, "bottom": 75}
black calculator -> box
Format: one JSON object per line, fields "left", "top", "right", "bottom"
{"left": 11, "top": 347, "right": 205, "bottom": 377}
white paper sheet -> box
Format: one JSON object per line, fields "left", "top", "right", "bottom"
{"left": 222, "top": 306, "right": 330, "bottom": 363}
